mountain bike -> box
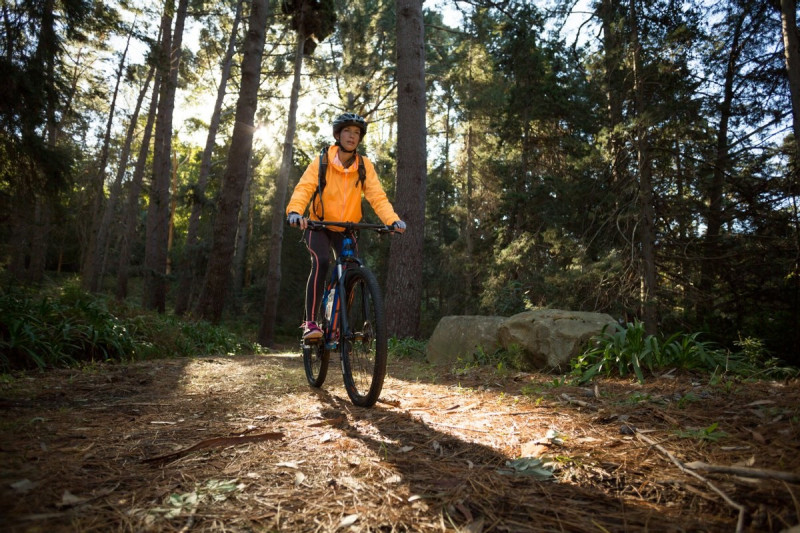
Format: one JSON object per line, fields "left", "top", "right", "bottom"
{"left": 300, "top": 220, "right": 396, "bottom": 407}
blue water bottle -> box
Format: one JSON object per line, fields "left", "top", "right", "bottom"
{"left": 342, "top": 236, "right": 355, "bottom": 257}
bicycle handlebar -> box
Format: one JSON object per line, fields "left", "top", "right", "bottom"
{"left": 305, "top": 220, "right": 396, "bottom": 234}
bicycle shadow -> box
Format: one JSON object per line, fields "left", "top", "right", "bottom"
{"left": 311, "top": 391, "right": 703, "bottom": 532}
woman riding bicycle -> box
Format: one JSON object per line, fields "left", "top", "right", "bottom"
{"left": 286, "top": 112, "right": 406, "bottom": 342}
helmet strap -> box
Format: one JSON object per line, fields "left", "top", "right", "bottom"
{"left": 335, "top": 140, "right": 356, "bottom": 154}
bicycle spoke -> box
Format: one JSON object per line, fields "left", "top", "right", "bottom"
{"left": 302, "top": 284, "right": 330, "bottom": 388}
{"left": 341, "top": 268, "right": 386, "bottom": 407}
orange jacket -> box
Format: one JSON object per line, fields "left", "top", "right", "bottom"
{"left": 285, "top": 146, "right": 400, "bottom": 230}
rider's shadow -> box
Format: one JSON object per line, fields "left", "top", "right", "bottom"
{"left": 314, "top": 393, "right": 703, "bottom": 532}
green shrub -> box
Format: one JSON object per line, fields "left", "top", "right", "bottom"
{"left": 571, "top": 320, "right": 656, "bottom": 384}
{"left": 571, "top": 320, "right": 730, "bottom": 384}
{"left": 388, "top": 337, "right": 427, "bottom": 360}
{"left": 571, "top": 321, "right": 799, "bottom": 384}
{"left": 457, "top": 344, "right": 526, "bottom": 373}
{"left": 0, "top": 286, "right": 260, "bottom": 372}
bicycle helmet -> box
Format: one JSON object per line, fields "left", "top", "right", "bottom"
{"left": 332, "top": 112, "right": 367, "bottom": 138}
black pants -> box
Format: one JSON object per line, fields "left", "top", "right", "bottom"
{"left": 303, "top": 228, "right": 358, "bottom": 323}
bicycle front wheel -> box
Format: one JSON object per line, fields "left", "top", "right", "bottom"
{"left": 340, "top": 267, "right": 387, "bottom": 407}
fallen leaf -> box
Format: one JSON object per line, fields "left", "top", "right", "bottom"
{"left": 498, "top": 457, "right": 555, "bottom": 480}
{"left": 749, "top": 429, "right": 766, "bottom": 444}
{"left": 378, "top": 398, "right": 401, "bottom": 407}
{"left": 461, "top": 516, "right": 485, "bottom": 533}
{"left": 59, "top": 490, "right": 85, "bottom": 507}
{"left": 339, "top": 514, "right": 358, "bottom": 528}
{"left": 11, "top": 479, "right": 36, "bottom": 493}
{"left": 276, "top": 461, "right": 305, "bottom": 469}
{"left": 520, "top": 442, "right": 549, "bottom": 457}
{"left": 455, "top": 502, "right": 473, "bottom": 522}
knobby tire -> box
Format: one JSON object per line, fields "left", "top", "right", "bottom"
{"left": 341, "top": 266, "right": 387, "bottom": 407}
{"left": 302, "top": 296, "right": 330, "bottom": 388}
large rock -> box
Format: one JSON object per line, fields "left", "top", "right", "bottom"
{"left": 426, "top": 315, "right": 505, "bottom": 366}
{"left": 498, "top": 309, "right": 617, "bottom": 369}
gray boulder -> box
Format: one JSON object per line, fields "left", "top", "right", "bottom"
{"left": 498, "top": 309, "right": 617, "bottom": 369}
{"left": 426, "top": 315, "right": 505, "bottom": 366}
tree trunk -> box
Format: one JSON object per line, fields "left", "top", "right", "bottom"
{"left": 90, "top": 62, "right": 154, "bottom": 294}
{"left": 82, "top": 28, "right": 133, "bottom": 292}
{"left": 232, "top": 150, "right": 254, "bottom": 297}
{"left": 777, "top": 0, "right": 800, "bottom": 358}
{"left": 698, "top": 6, "right": 744, "bottom": 318}
{"left": 27, "top": 197, "right": 51, "bottom": 283}
{"left": 144, "top": 0, "right": 188, "bottom": 312}
{"left": 167, "top": 149, "right": 185, "bottom": 275}
{"left": 117, "top": 68, "right": 161, "bottom": 299}
{"left": 258, "top": 22, "right": 305, "bottom": 346}
{"left": 195, "top": 0, "right": 269, "bottom": 323}
{"left": 462, "top": 45, "right": 475, "bottom": 315}
{"left": 14, "top": 0, "right": 58, "bottom": 284}
{"left": 630, "top": 0, "right": 658, "bottom": 335}
{"left": 780, "top": 0, "right": 800, "bottom": 154}
{"left": 385, "top": 0, "right": 427, "bottom": 338}
{"left": 173, "top": 0, "right": 243, "bottom": 315}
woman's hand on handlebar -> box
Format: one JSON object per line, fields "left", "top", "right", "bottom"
{"left": 287, "top": 212, "right": 308, "bottom": 230}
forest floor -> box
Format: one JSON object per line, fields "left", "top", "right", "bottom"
{"left": 0, "top": 351, "right": 799, "bottom": 532}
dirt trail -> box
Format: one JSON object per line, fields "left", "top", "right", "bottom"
{"left": 0, "top": 353, "right": 798, "bottom": 532}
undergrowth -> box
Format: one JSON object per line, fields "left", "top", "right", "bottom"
{"left": 571, "top": 320, "right": 799, "bottom": 384}
{"left": 0, "top": 283, "right": 261, "bottom": 372}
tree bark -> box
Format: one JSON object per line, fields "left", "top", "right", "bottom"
{"left": 82, "top": 27, "right": 133, "bottom": 292}
{"left": 630, "top": 0, "right": 658, "bottom": 335}
{"left": 698, "top": 5, "right": 744, "bottom": 318}
{"left": 385, "top": 0, "right": 427, "bottom": 338}
{"left": 779, "top": 0, "right": 800, "bottom": 155}
{"left": 173, "top": 0, "right": 243, "bottom": 315}
{"left": 27, "top": 197, "right": 51, "bottom": 283}
{"left": 195, "top": 0, "right": 269, "bottom": 323}
{"left": 232, "top": 150, "right": 254, "bottom": 296}
{"left": 90, "top": 61, "right": 154, "bottom": 294}
{"left": 258, "top": 19, "right": 305, "bottom": 346}
{"left": 117, "top": 65, "right": 161, "bottom": 299}
{"left": 144, "top": 0, "right": 188, "bottom": 312}
{"left": 599, "top": 0, "right": 625, "bottom": 189}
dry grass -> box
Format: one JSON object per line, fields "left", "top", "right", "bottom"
{"left": 0, "top": 352, "right": 798, "bottom": 532}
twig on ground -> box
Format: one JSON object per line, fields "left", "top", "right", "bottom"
{"left": 560, "top": 393, "right": 597, "bottom": 410}
{"left": 684, "top": 461, "right": 800, "bottom": 484}
{"left": 635, "top": 430, "right": 746, "bottom": 533}
{"left": 142, "top": 432, "right": 284, "bottom": 464}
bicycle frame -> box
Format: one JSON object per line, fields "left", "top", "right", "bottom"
{"left": 310, "top": 220, "right": 392, "bottom": 349}
{"left": 300, "top": 219, "right": 396, "bottom": 407}
{"left": 322, "top": 250, "right": 359, "bottom": 349}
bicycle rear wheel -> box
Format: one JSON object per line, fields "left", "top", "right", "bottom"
{"left": 303, "top": 342, "right": 330, "bottom": 388}
{"left": 303, "top": 297, "right": 330, "bottom": 388}
{"left": 340, "top": 267, "right": 387, "bottom": 407}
